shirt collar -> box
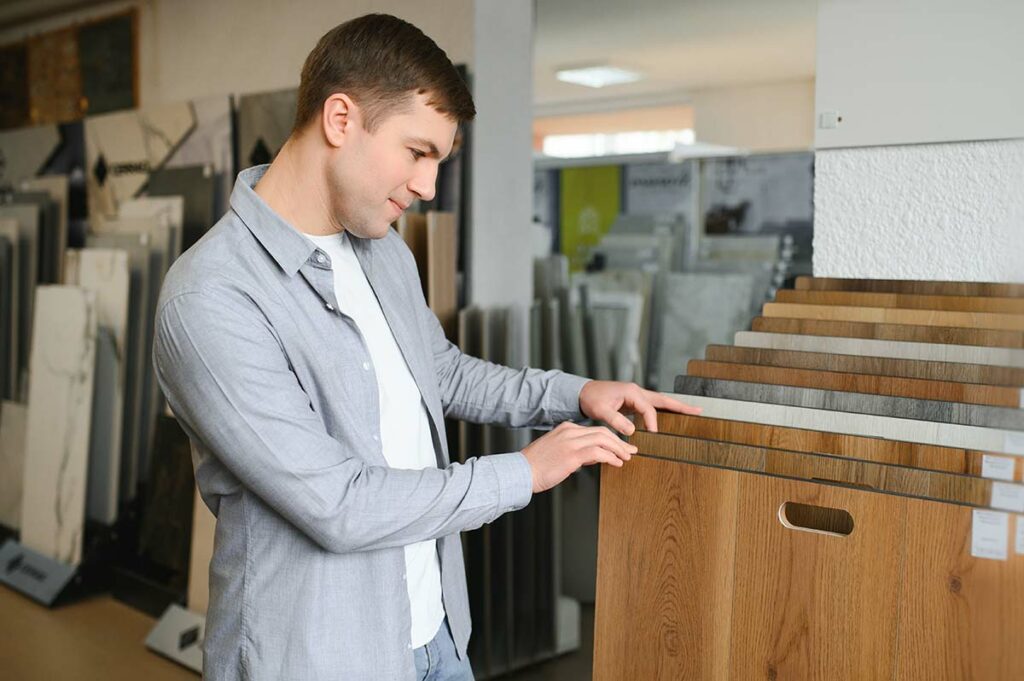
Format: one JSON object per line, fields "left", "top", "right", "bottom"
{"left": 229, "top": 164, "right": 318, "bottom": 276}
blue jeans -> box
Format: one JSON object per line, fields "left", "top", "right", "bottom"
{"left": 413, "top": 618, "right": 475, "bottom": 681}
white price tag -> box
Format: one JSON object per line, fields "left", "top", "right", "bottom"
{"left": 991, "top": 482, "right": 1024, "bottom": 512}
{"left": 1005, "top": 431, "right": 1024, "bottom": 456}
{"left": 1017, "top": 516, "right": 1024, "bottom": 555}
{"left": 971, "top": 510, "right": 1009, "bottom": 561}
{"left": 982, "top": 455, "right": 1016, "bottom": 481}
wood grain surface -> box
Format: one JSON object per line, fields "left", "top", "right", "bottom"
{"left": 631, "top": 430, "right": 1013, "bottom": 509}
{"left": 687, "top": 358, "right": 1023, "bottom": 408}
{"left": 673, "top": 376, "right": 1024, "bottom": 431}
{"left": 776, "top": 289, "right": 1024, "bottom": 314}
{"left": 762, "top": 302, "right": 1024, "bottom": 332}
{"left": 649, "top": 412, "right": 1024, "bottom": 482}
{"left": 751, "top": 316, "right": 1024, "bottom": 349}
{"left": 795, "top": 277, "right": 1024, "bottom": 298}
{"left": 705, "top": 344, "right": 1024, "bottom": 388}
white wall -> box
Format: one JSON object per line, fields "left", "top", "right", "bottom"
{"left": 813, "top": 0, "right": 1024, "bottom": 283}
{"left": 692, "top": 78, "right": 815, "bottom": 152}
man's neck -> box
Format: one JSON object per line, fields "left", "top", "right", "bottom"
{"left": 253, "top": 136, "right": 345, "bottom": 237}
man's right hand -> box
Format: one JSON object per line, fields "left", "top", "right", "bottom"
{"left": 521, "top": 422, "right": 637, "bottom": 493}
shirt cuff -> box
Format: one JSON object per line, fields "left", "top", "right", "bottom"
{"left": 547, "top": 372, "right": 591, "bottom": 422}
{"left": 487, "top": 452, "right": 534, "bottom": 512}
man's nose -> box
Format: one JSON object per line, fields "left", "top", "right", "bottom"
{"left": 408, "top": 163, "right": 438, "bottom": 203}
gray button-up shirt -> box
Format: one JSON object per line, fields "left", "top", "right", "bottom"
{"left": 153, "top": 166, "right": 589, "bottom": 681}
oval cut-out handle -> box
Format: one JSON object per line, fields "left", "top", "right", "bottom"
{"left": 778, "top": 501, "right": 854, "bottom": 537}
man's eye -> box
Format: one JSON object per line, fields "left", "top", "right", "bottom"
{"left": 410, "top": 149, "right": 426, "bottom": 160}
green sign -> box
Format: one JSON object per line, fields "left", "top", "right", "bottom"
{"left": 560, "top": 165, "right": 620, "bottom": 271}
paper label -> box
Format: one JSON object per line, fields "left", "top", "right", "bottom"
{"left": 982, "top": 455, "right": 1017, "bottom": 481}
{"left": 971, "top": 510, "right": 1009, "bottom": 560}
{"left": 1005, "top": 431, "right": 1024, "bottom": 456}
{"left": 991, "top": 482, "right": 1024, "bottom": 512}
{"left": 1017, "top": 516, "right": 1024, "bottom": 555}
{"left": 1019, "top": 389, "right": 1024, "bottom": 409}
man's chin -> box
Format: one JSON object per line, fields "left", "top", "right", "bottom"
{"left": 347, "top": 223, "right": 394, "bottom": 240}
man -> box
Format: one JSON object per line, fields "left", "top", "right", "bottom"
{"left": 154, "top": 13, "right": 698, "bottom": 681}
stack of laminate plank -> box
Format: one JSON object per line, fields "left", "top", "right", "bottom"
{"left": 594, "top": 276, "right": 1024, "bottom": 680}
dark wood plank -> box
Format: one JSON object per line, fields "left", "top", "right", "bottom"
{"left": 795, "top": 276, "right": 1024, "bottom": 298}
{"left": 751, "top": 316, "right": 1024, "bottom": 349}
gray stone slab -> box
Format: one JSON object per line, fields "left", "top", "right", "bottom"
{"left": 20, "top": 176, "right": 69, "bottom": 283}
{"left": 64, "top": 248, "right": 130, "bottom": 524}
{"left": 0, "top": 203, "right": 39, "bottom": 399}
{"left": 20, "top": 285, "right": 97, "bottom": 565}
{"left": 162, "top": 94, "right": 233, "bottom": 223}
{"left": 673, "top": 375, "right": 1024, "bottom": 431}
{"left": 147, "top": 165, "right": 216, "bottom": 251}
{"left": 660, "top": 392, "right": 1022, "bottom": 456}
{"left": 12, "top": 191, "right": 60, "bottom": 284}
{"left": 235, "top": 88, "right": 297, "bottom": 170}
{"left": 85, "top": 232, "right": 151, "bottom": 501}
{"left": 0, "top": 235, "right": 12, "bottom": 400}
{"left": 0, "top": 401, "right": 27, "bottom": 529}
{"left": 0, "top": 124, "right": 60, "bottom": 185}
{"left": 652, "top": 272, "right": 756, "bottom": 391}
{"left": 734, "top": 330, "right": 1024, "bottom": 369}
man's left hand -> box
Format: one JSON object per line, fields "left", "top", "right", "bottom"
{"left": 578, "top": 380, "right": 702, "bottom": 436}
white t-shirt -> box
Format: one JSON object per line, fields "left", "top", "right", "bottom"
{"left": 305, "top": 231, "right": 444, "bottom": 648}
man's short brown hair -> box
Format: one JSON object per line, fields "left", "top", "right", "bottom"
{"left": 293, "top": 14, "right": 475, "bottom": 134}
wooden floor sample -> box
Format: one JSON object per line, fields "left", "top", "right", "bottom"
{"left": 594, "top": 456, "right": 738, "bottom": 681}
{"left": 649, "top": 412, "right": 1022, "bottom": 482}
{"left": 688, "top": 359, "right": 1023, "bottom": 408}
{"left": 0, "top": 589, "right": 195, "bottom": 681}
{"left": 763, "top": 302, "right": 1024, "bottom": 332}
{"left": 631, "top": 431, "right": 1012, "bottom": 510}
{"left": 751, "top": 317, "right": 1024, "bottom": 349}
{"left": 775, "top": 289, "right": 1024, "bottom": 314}
{"left": 794, "top": 276, "right": 1024, "bottom": 298}
{"left": 734, "top": 331, "right": 1024, "bottom": 369}
{"left": 705, "top": 344, "right": 1024, "bottom": 388}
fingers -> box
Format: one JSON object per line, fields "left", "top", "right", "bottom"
{"left": 652, "top": 392, "right": 703, "bottom": 416}
{"left": 604, "top": 410, "right": 636, "bottom": 436}
{"left": 571, "top": 429, "right": 636, "bottom": 462}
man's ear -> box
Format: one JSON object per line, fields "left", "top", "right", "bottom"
{"left": 322, "top": 93, "right": 358, "bottom": 149}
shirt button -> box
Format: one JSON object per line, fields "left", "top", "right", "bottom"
{"left": 315, "top": 253, "right": 326, "bottom": 264}
{"left": 325, "top": 303, "right": 334, "bottom": 311}
{"left": 372, "top": 435, "right": 380, "bottom": 442}
{"left": 362, "top": 361, "right": 370, "bottom": 371}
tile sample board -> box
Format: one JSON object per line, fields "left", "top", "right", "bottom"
{"left": 0, "top": 401, "right": 28, "bottom": 529}
{"left": 687, "top": 359, "right": 1023, "bottom": 408}
{"left": 20, "top": 175, "right": 69, "bottom": 282}
{"left": 734, "top": 331, "right": 1024, "bottom": 369}
{"left": 795, "top": 276, "right": 1024, "bottom": 298}
{"left": 234, "top": 88, "right": 296, "bottom": 169}
{"left": 776, "top": 288, "right": 1024, "bottom": 314}
{"left": 762, "top": 302, "right": 1024, "bottom": 332}
{"left": 147, "top": 165, "right": 216, "bottom": 252}
{"left": 0, "top": 124, "right": 60, "bottom": 185}
{"left": 19, "top": 285, "right": 97, "bottom": 565}
{"left": 650, "top": 412, "right": 1021, "bottom": 482}
{"left": 673, "top": 376, "right": 1024, "bottom": 431}
{"left": 751, "top": 316, "right": 1024, "bottom": 349}
{"left": 653, "top": 272, "right": 755, "bottom": 391}
{"left": 0, "top": 203, "right": 39, "bottom": 398}
{"left": 705, "top": 343, "right": 1024, "bottom": 388}
{"left": 84, "top": 102, "right": 195, "bottom": 219}
{"left": 658, "top": 393, "right": 1022, "bottom": 456}
{"left": 0, "top": 231, "right": 15, "bottom": 400}
{"left": 64, "top": 248, "right": 129, "bottom": 524}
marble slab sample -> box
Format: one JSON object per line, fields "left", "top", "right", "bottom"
{"left": 20, "top": 175, "right": 69, "bottom": 282}
{"left": 147, "top": 165, "right": 216, "bottom": 251}
{"left": 0, "top": 124, "right": 60, "bottom": 186}
{"left": 0, "top": 203, "right": 39, "bottom": 399}
{"left": 19, "top": 285, "right": 97, "bottom": 565}
{"left": 235, "top": 88, "right": 297, "bottom": 169}
{"left": 734, "top": 331, "right": 1024, "bottom": 369}
{"left": 661, "top": 393, "right": 1021, "bottom": 456}
{"left": 84, "top": 102, "right": 195, "bottom": 219}
{"left": 85, "top": 232, "right": 151, "bottom": 501}
{"left": 117, "top": 196, "right": 184, "bottom": 261}
{"left": 653, "top": 272, "right": 756, "bottom": 391}
{"left": 673, "top": 376, "right": 1024, "bottom": 431}
{"left": 0, "top": 401, "right": 28, "bottom": 529}
{"left": 162, "top": 95, "right": 233, "bottom": 218}
{"left": 722, "top": 337, "right": 1024, "bottom": 384}
{"left": 64, "top": 249, "right": 130, "bottom": 525}
{"left": 762, "top": 302, "right": 1024, "bottom": 332}
{"left": 11, "top": 191, "right": 59, "bottom": 284}
{"left": 697, "top": 234, "right": 781, "bottom": 261}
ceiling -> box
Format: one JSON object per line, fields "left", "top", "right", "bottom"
{"left": 534, "top": 0, "right": 817, "bottom": 114}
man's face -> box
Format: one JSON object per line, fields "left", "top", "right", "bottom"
{"left": 327, "top": 92, "right": 458, "bottom": 239}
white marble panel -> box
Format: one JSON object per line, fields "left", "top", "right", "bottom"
{"left": 65, "top": 249, "right": 130, "bottom": 525}
{"left": 118, "top": 196, "right": 184, "bottom": 261}
{"left": 653, "top": 272, "right": 756, "bottom": 391}
{"left": 662, "top": 392, "right": 1021, "bottom": 456}
{"left": 85, "top": 103, "right": 195, "bottom": 219}
{"left": 734, "top": 331, "right": 1024, "bottom": 369}
{"left": 0, "top": 401, "right": 27, "bottom": 529}
{"left": 20, "top": 286, "right": 97, "bottom": 565}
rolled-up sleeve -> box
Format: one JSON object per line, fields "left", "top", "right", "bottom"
{"left": 154, "top": 286, "right": 532, "bottom": 554}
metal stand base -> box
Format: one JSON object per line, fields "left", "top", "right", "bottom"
{"left": 0, "top": 538, "right": 79, "bottom": 606}
{"left": 145, "top": 603, "right": 205, "bottom": 673}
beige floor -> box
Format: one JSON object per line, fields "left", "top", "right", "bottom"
{"left": 0, "top": 586, "right": 594, "bottom": 680}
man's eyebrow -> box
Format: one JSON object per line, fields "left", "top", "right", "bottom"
{"left": 407, "top": 137, "right": 451, "bottom": 162}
